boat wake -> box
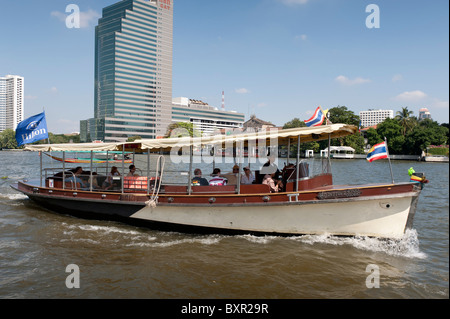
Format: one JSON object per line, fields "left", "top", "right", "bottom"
{"left": 237, "top": 229, "right": 426, "bottom": 259}
{"left": 289, "top": 229, "right": 427, "bottom": 259}
{"left": 57, "top": 221, "right": 426, "bottom": 259}
{"left": 0, "top": 193, "right": 28, "bottom": 201}
{"left": 60, "top": 223, "right": 223, "bottom": 248}
{"left": 127, "top": 236, "right": 222, "bottom": 248}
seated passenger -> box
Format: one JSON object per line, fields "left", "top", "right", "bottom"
{"left": 223, "top": 165, "right": 240, "bottom": 185}
{"left": 67, "top": 166, "right": 88, "bottom": 189}
{"left": 209, "top": 168, "right": 228, "bottom": 186}
{"left": 102, "top": 166, "right": 121, "bottom": 190}
{"left": 261, "top": 165, "right": 283, "bottom": 193}
{"left": 192, "top": 168, "right": 209, "bottom": 186}
{"left": 241, "top": 167, "right": 255, "bottom": 185}
{"left": 127, "top": 165, "right": 140, "bottom": 177}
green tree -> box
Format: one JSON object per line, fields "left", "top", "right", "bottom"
{"left": 165, "top": 122, "right": 201, "bottom": 138}
{"left": 283, "top": 118, "right": 306, "bottom": 129}
{"left": 0, "top": 129, "right": 18, "bottom": 149}
{"left": 376, "top": 118, "right": 405, "bottom": 154}
{"left": 441, "top": 123, "right": 449, "bottom": 145}
{"left": 404, "top": 119, "right": 449, "bottom": 155}
{"left": 127, "top": 136, "right": 142, "bottom": 142}
{"left": 366, "top": 128, "right": 382, "bottom": 146}
{"left": 328, "top": 106, "right": 360, "bottom": 126}
{"left": 325, "top": 106, "right": 364, "bottom": 153}
{"left": 282, "top": 118, "right": 319, "bottom": 157}
{"left": 395, "top": 107, "right": 416, "bottom": 136}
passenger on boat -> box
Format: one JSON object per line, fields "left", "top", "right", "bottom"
{"left": 261, "top": 165, "right": 283, "bottom": 193}
{"left": 127, "top": 165, "right": 139, "bottom": 177}
{"left": 192, "top": 168, "right": 209, "bottom": 186}
{"left": 67, "top": 167, "right": 88, "bottom": 189}
{"left": 102, "top": 166, "right": 121, "bottom": 190}
{"left": 241, "top": 167, "right": 255, "bottom": 185}
{"left": 209, "top": 168, "right": 228, "bottom": 186}
{"left": 263, "top": 156, "right": 280, "bottom": 177}
{"left": 223, "top": 165, "right": 239, "bottom": 185}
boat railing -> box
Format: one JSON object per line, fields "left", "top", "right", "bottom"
{"left": 43, "top": 168, "right": 78, "bottom": 190}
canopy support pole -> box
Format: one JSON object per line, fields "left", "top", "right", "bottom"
{"left": 90, "top": 151, "right": 93, "bottom": 192}
{"left": 188, "top": 145, "right": 193, "bottom": 195}
{"left": 40, "top": 151, "right": 43, "bottom": 187}
{"left": 295, "top": 136, "right": 300, "bottom": 192}
{"left": 147, "top": 149, "right": 151, "bottom": 196}
{"left": 237, "top": 141, "right": 243, "bottom": 194}
{"left": 121, "top": 148, "right": 125, "bottom": 194}
{"left": 62, "top": 152, "right": 66, "bottom": 190}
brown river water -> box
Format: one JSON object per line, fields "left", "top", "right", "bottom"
{"left": 0, "top": 151, "right": 448, "bottom": 302}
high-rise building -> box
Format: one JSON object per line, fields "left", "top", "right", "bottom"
{"left": 85, "top": 0, "right": 173, "bottom": 142}
{"left": 419, "top": 108, "right": 432, "bottom": 121}
{"left": 359, "top": 109, "right": 394, "bottom": 127}
{"left": 0, "top": 75, "right": 24, "bottom": 132}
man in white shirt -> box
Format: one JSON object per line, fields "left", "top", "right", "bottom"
{"left": 241, "top": 167, "right": 254, "bottom": 185}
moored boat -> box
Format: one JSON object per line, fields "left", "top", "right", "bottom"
{"left": 44, "top": 151, "right": 133, "bottom": 164}
{"left": 11, "top": 124, "right": 427, "bottom": 239}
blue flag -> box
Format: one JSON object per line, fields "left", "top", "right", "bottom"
{"left": 15, "top": 112, "right": 49, "bottom": 146}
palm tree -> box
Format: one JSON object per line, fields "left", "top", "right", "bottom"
{"left": 395, "top": 107, "right": 415, "bottom": 136}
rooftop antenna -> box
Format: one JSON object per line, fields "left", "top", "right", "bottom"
{"left": 222, "top": 91, "right": 225, "bottom": 111}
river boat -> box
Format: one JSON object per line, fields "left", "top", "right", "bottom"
{"left": 11, "top": 124, "right": 427, "bottom": 239}
{"left": 320, "top": 146, "right": 355, "bottom": 159}
{"left": 44, "top": 151, "right": 133, "bottom": 164}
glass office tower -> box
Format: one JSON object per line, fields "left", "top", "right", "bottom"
{"left": 92, "top": 0, "right": 173, "bottom": 142}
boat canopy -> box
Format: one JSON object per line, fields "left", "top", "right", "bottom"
{"left": 136, "top": 124, "right": 358, "bottom": 151}
{"left": 24, "top": 124, "right": 357, "bottom": 152}
{"left": 24, "top": 142, "right": 121, "bottom": 152}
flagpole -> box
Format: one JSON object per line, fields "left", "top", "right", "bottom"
{"left": 385, "top": 137, "right": 394, "bottom": 184}
{"left": 43, "top": 108, "right": 50, "bottom": 145}
{"left": 319, "top": 106, "right": 331, "bottom": 125}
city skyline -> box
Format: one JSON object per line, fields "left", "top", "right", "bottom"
{"left": 0, "top": 0, "right": 448, "bottom": 134}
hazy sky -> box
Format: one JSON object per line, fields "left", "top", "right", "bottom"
{"left": 0, "top": 0, "right": 448, "bottom": 133}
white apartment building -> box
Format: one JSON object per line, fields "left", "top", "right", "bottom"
{"left": 359, "top": 109, "right": 393, "bottom": 127}
{"left": 172, "top": 97, "right": 245, "bottom": 136}
{"left": 0, "top": 75, "right": 24, "bottom": 132}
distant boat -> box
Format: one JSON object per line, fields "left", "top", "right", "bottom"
{"left": 423, "top": 155, "right": 449, "bottom": 163}
{"left": 321, "top": 146, "right": 355, "bottom": 159}
{"left": 44, "top": 152, "right": 133, "bottom": 164}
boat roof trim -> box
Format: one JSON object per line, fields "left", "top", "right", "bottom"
{"left": 23, "top": 124, "right": 358, "bottom": 152}
{"left": 136, "top": 124, "right": 357, "bottom": 150}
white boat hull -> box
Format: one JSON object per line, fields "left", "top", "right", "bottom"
{"left": 130, "top": 193, "right": 419, "bottom": 239}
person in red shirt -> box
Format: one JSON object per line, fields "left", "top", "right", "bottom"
{"left": 209, "top": 168, "right": 228, "bottom": 186}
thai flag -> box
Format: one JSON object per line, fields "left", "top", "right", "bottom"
{"left": 304, "top": 107, "right": 325, "bottom": 127}
{"left": 366, "top": 142, "right": 389, "bottom": 162}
